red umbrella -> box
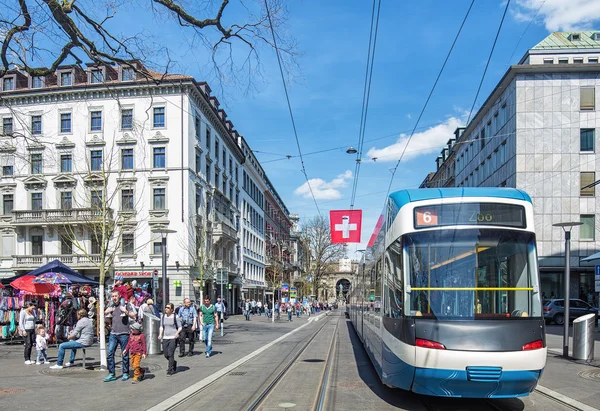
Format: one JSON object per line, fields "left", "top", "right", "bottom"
{"left": 0, "top": 283, "right": 4, "bottom": 289}
{"left": 10, "top": 276, "right": 58, "bottom": 295}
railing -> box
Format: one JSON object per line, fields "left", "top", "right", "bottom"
{"left": 212, "top": 221, "right": 237, "bottom": 240}
{"left": 13, "top": 254, "right": 103, "bottom": 268}
{"left": 12, "top": 208, "right": 114, "bottom": 225}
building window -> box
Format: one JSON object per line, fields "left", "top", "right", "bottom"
{"left": 60, "top": 191, "right": 72, "bottom": 209}
{"left": 122, "top": 233, "right": 134, "bottom": 254}
{"left": 222, "top": 149, "right": 226, "bottom": 168}
{"left": 32, "top": 76, "right": 43, "bottom": 88}
{"left": 60, "top": 72, "right": 72, "bottom": 86}
{"left": 2, "top": 118, "right": 12, "bottom": 135}
{"left": 195, "top": 116, "right": 201, "bottom": 140}
{"left": 90, "top": 150, "right": 102, "bottom": 171}
{"left": 501, "top": 104, "right": 507, "bottom": 125}
{"left": 589, "top": 57, "right": 599, "bottom": 64}
{"left": 215, "top": 170, "right": 219, "bottom": 189}
{"left": 90, "top": 111, "right": 102, "bottom": 131}
{"left": 580, "top": 172, "right": 596, "bottom": 196}
{"left": 543, "top": 58, "right": 554, "bottom": 64}
{"left": 60, "top": 154, "right": 72, "bottom": 173}
{"left": 2, "top": 166, "right": 13, "bottom": 176}
{"left": 3, "top": 194, "right": 13, "bottom": 215}
{"left": 215, "top": 140, "right": 219, "bottom": 162}
{"left": 60, "top": 112, "right": 72, "bottom": 133}
{"left": 493, "top": 112, "right": 499, "bottom": 133}
{"left": 571, "top": 33, "right": 581, "bottom": 41}
{"left": 121, "top": 148, "right": 134, "bottom": 170}
{"left": 31, "top": 235, "right": 43, "bottom": 255}
{"left": 558, "top": 58, "right": 569, "bottom": 64}
{"left": 31, "top": 115, "right": 42, "bottom": 135}
{"left": 91, "top": 190, "right": 103, "bottom": 208}
{"left": 153, "top": 107, "right": 165, "bottom": 128}
{"left": 580, "top": 215, "right": 595, "bottom": 241}
{"left": 206, "top": 128, "right": 211, "bottom": 150}
{"left": 121, "top": 109, "right": 133, "bottom": 130}
{"left": 31, "top": 153, "right": 42, "bottom": 174}
{"left": 195, "top": 149, "right": 201, "bottom": 173}
{"left": 153, "top": 242, "right": 162, "bottom": 255}
{"left": 90, "top": 70, "right": 103, "bottom": 83}
{"left": 122, "top": 67, "right": 134, "bottom": 81}
{"left": 153, "top": 147, "right": 165, "bottom": 168}
{"left": 3, "top": 77, "right": 14, "bottom": 91}
{"left": 206, "top": 163, "right": 211, "bottom": 184}
{"left": 121, "top": 189, "right": 134, "bottom": 210}
{"left": 573, "top": 58, "right": 584, "bottom": 64}
{"left": 60, "top": 235, "right": 73, "bottom": 255}
{"left": 580, "top": 87, "right": 595, "bottom": 110}
{"left": 480, "top": 129, "right": 486, "bottom": 150}
{"left": 91, "top": 236, "right": 101, "bottom": 254}
{"left": 153, "top": 188, "right": 165, "bottom": 209}
{"left": 580, "top": 129, "right": 595, "bottom": 152}
{"left": 31, "top": 192, "right": 43, "bottom": 210}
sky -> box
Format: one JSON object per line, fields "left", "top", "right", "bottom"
{"left": 18, "top": 0, "right": 600, "bottom": 256}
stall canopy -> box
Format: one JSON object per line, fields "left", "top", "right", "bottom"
{"left": 582, "top": 252, "right": 600, "bottom": 262}
{"left": 1, "top": 259, "right": 99, "bottom": 286}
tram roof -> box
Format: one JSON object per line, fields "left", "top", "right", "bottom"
{"left": 389, "top": 188, "right": 532, "bottom": 209}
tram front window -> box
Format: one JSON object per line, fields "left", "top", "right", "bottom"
{"left": 405, "top": 229, "right": 541, "bottom": 320}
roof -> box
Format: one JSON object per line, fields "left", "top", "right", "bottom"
{"left": 389, "top": 188, "right": 532, "bottom": 209}
{"left": 532, "top": 31, "right": 600, "bottom": 50}
{"left": 1, "top": 259, "right": 99, "bottom": 285}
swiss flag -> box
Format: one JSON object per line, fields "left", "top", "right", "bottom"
{"left": 330, "top": 210, "right": 362, "bottom": 243}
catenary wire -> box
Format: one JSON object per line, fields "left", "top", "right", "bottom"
{"left": 505, "top": 0, "right": 547, "bottom": 67}
{"left": 264, "top": 0, "right": 321, "bottom": 216}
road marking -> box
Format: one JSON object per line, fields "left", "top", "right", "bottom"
{"left": 147, "top": 313, "right": 328, "bottom": 411}
{"left": 535, "top": 385, "right": 600, "bottom": 411}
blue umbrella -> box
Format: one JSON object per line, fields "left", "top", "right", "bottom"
{"left": 33, "top": 272, "right": 72, "bottom": 284}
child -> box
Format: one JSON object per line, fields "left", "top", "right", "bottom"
{"left": 109, "top": 276, "right": 128, "bottom": 317}
{"left": 35, "top": 325, "right": 49, "bottom": 365}
{"left": 123, "top": 322, "right": 146, "bottom": 384}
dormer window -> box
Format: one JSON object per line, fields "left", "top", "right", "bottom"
{"left": 594, "top": 33, "right": 600, "bottom": 40}
{"left": 2, "top": 77, "right": 14, "bottom": 91}
{"left": 574, "top": 57, "right": 584, "bottom": 64}
{"left": 91, "top": 70, "right": 103, "bottom": 84}
{"left": 122, "top": 67, "right": 134, "bottom": 82}
{"left": 60, "top": 72, "right": 72, "bottom": 86}
{"left": 571, "top": 33, "right": 581, "bottom": 41}
{"left": 32, "top": 76, "right": 44, "bottom": 89}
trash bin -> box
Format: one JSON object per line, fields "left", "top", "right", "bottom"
{"left": 572, "top": 313, "right": 595, "bottom": 361}
{"left": 143, "top": 313, "right": 162, "bottom": 355}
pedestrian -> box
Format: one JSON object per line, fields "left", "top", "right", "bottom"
{"left": 287, "top": 303, "right": 293, "bottom": 322}
{"left": 50, "top": 308, "right": 94, "bottom": 369}
{"left": 199, "top": 296, "right": 219, "bottom": 358}
{"left": 123, "top": 322, "right": 147, "bottom": 384}
{"left": 251, "top": 299, "right": 256, "bottom": 315}
{"left": 158, "top": 303, "right": 182, "bottom": 376}
{"left": 138, "top": 298, "right": 159, "bottom": 321}
{"left": 19, "top": 302, "right": 37, "bottom": 365}
{"left": 178, "top": 298, "right": 197, "bottom": 357}
{"left": 103, "top": 290, "right": 137, "bottom": 382}
{"left": 244, "top": 299, "right": 251, "bottom": 321}
{"left": 215, "top": 297, "right": 225, "bottom": 323}
{"left": 256, "top": 300, "right": 262, "bottom": 316}
{"left": 35, "top": 325, "right": 49, "bottom": 365}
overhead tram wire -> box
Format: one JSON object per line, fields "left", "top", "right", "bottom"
{"left": 350, "top": 0, "right": 382, "bottom": 209}
{"left": 466, "top": 0, "right": 512, "bottom": 125}
{"left": 384, "top": 0, "right": 475, "bottom": 201}
{"left": 264, "top": 0, "right": 321, "bottom": 217}
{"left": 505, "top": 0, "right": 546, "bottom": 68}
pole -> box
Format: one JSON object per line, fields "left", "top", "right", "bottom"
{"left": 162, "top": 235, "right": 167, "bottom": 314}
{"left": 220, "top": 272, "right": 224, "bottom": 337}
{"left": 563, "top": 231, "right": 571, "bottom": 358}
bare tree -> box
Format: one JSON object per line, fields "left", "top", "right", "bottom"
{"left": 177, "top": 210, "right": 212, "bottom": 303}
{"left": 0, "top": 0, "right": 296, "bottom": 91}
{"left": 301, "top": 215, "right": 345, "bottom": 298}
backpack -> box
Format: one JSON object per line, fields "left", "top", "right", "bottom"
{"left": 161, "top": 313, "right": 180, "bottom": 330}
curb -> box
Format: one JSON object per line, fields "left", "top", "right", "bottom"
{"left": 535, "top": 385, "right": 600, "bottom": 411}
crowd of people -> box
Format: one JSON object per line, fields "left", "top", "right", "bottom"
{"left": 241, "top": 299, "right": 335, "bottom": 321}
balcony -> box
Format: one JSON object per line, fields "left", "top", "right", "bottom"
{"left": 12, "top": 254, "right": 103, "bottom": 270}
{"left": 213, "top": 259, "right": 237, "bottom": 274}
{"left": 11, "top": 208, "right": 114, "bottom": 226}
{"left": 212, "top": 221, "right": 237, "bottom": 243}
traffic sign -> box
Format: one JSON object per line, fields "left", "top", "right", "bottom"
{"left": 153, "top": 279, "right": 159, "bottom": 289}
{"left": 595, "top": 265, "right": 600, "bottom": 292}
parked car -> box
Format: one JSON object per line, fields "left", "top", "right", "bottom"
{"left": 543, "top": 299, "right": 599, "bottom": 325}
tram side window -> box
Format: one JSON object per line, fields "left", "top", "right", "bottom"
{"left": 385, "top": 240, "right": 404, "bottom": 318}
{"left": 374, "top": 259, "right": 382, "bottom": 324}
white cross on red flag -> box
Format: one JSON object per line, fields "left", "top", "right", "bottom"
{"left": 330, "top": 210, "right": 362, "bottom": 243}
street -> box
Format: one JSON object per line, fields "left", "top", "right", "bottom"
{"left": 1, "top": 312, "right": 599, "bottom": 411}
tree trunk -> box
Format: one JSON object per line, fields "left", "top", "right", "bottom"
{"left": 98, "top": 284, "right": 107, "bottom": 370}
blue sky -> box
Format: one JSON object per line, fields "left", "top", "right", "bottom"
{"left": 24, "top": 0, "right": 600, "bottom": 254}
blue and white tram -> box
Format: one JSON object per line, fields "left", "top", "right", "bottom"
{"left": 349, "top": 188, "right": 546, "bottom": 398}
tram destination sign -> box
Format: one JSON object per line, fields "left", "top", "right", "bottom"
{"left": 414, "top": 203, "right": 526, "bottom": 229}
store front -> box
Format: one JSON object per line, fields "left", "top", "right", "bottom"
{"left": 540, "top": 267, "right": 597, "bottom": 306}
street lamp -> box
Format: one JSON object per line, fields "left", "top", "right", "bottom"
{"left": 553, "top": 221, "right": 583, "bottom": 357}
{"left": 151, "top": 227, "right": 177, "bottom": 314}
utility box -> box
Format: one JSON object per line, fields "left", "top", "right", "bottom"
{"left": 572, "top": 313, "right": 595, "bottom": 361}
{"left": 143, "top": 313, "right": 162, "bottom": 355}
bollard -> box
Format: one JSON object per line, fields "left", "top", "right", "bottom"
{"left": 572, "top": 313, "right": 595, "bottom": 361}
{"left": 143, "top": 313, "right": 162, "bottom": 355}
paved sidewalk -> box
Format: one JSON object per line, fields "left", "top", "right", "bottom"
{"left": 0, "top": 311, "right": 323, "bottom": 411}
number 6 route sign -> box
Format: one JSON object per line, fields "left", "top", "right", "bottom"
{"left": 416, "top": 209, "right": 438, "bottom": 226}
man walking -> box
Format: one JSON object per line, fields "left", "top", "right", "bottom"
{"left": 244, "top": 299, "right": 251, "bottom": 321}
{"left": 178, "top": 298, "right": 197, "bottom": 357}
{"left": 215, "top": 297, "right": 225, "bottom": 324}
{"left": 104, "top": 290, "right": 137, "bottom": 382}
{"left": 199, "top": 297, "right": 219, "bottom": 358}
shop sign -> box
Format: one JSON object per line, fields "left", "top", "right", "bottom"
{"left": 290, "top": 287, "right": 297, "bottom": 298}
{"left": 281, "top": 283, "right": 289, "bottom": 292}
{"left": 595, "top": 265, "right": 600, "bottom": 292}
{"left": 115, "top": 271, "right": 153, "bottom": 278}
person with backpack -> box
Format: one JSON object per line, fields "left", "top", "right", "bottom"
{"left": 158, "top": 303, "right": 182, "bottom": 376}
{"left": 178, "top": 298, "right": 197, "bottom": 357}
{"left": 199, "top": 296, "right": 219, "bottom": 358}
{"left": 103, "top": 290, "right": 137, "bottom": 382}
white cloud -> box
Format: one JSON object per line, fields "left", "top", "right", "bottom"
{"left": 294, "top": 170, "right": 353, "bottom": 200}
{"left": 406, "top": 113, "right": 412, "bottom": 119}
{"left": 513, "top": 0, "right": 600, "bottom": 31}
{"left": 366, "top": 117, "right": 462, "bottom": 163}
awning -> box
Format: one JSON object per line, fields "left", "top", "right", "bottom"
{"left": 1, "top": 259, "right": 98, "bottom": 285}
{"left": 582, "top": 252, "right": 600, "bottom": 262}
